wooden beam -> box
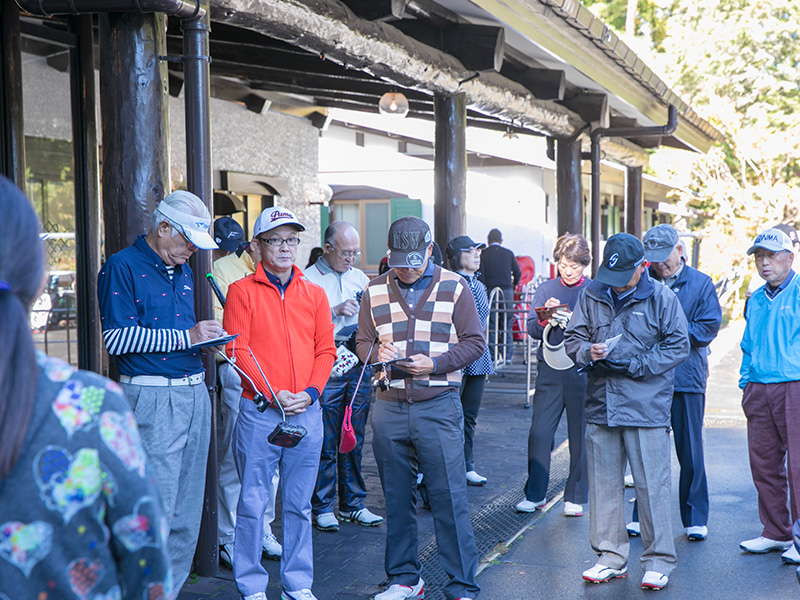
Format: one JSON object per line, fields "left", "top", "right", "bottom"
{"left": 210, "top": 0, "right": 584, "bottom": 137}
{"left": 392, "top": 21, "right": 505, "bottom": 72}
{"left": 339, "top": 0, "right": 408, "bottom": 21}
{"left": 512, "top": 68, "right": 566, "bottom": 101}
{"left": 561, "top": 91, "right": 608, "bottom": 127}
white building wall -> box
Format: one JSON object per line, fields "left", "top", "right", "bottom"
{"left": 319, "top": 122, "right": 558, "bottom": 280}
{"left": 170, "top": 97, "right": 321, "bottom": 267}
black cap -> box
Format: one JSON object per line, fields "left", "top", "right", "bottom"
{"left": 387, "top": 216, "right": 432, "bottom": 268}
{"left": 445, "top": 235, "right": 486, "bottom": 258}
{"left": 213, "top": 217, "right": 245, "bottom": 252}
{"left": 596, "top": 233, "right": 645, "bottom": 287}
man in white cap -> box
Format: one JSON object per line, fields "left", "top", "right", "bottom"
{"left": 212, "top": 213, "right": 282, "bottom": 568}
{"left": 97, "top": 190, "right": 225, "bottom": 589}
{"left": 223, "top": 206, "right": 336, "bottom": 600}
{"left": 739, "top": 227, "right": 800, "bottom": 563}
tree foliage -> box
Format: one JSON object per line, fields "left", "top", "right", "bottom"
{"left": 589, "top": 0, "right": 800, "bottom": 291}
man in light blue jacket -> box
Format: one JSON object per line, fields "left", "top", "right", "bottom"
{"left": 739, "top": 227, "right": 800, "bottom": 563}
{"left": 565, "top": 233, "right": 689, "bottom": 592}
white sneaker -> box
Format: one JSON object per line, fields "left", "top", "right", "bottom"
{"left": 515, "top": 498, "right": 546, "bottom": 513}
{"left": 243, "top": 593, "right": 267, "bottom": 600}
{"left": 782, "top": 544, "right": 800, "bottom": 564}
{"left": 339, "top": 507, "right": 384, "bottom": 526}
{"left": 740, "top": 535, "right": 793, "bottom": 554}
{"left": 281, "top": 590, "right": 318, "bottom": 600}
{"left": 314, "top": 512, "right": 339, "bottom": 531}
{"left": 626, "top": 521, "right": 640, "bottom": 537}
{"left": 374, "top": 578, "right": 424, "bottom": 600}
{"left": 624, "top": 474, "right": 635, "bottom": 487}
{"left": 466, "top": 470, "right": 487, "bottom": 486}
{"left": 563, "top": 501, "right": 583, "bottom": 517}
{"left": 686, "top": 525, "right": 708, "bottom": 541}
{"left": 641, "top": 571, "right": 668, "bottom": 590}
{"left": 262, "top": 533, "right": 282, "bottom": 560}
{"left": 582, "top": 563, "right": 628, "bottom": 583}
{"left": 219, "top": 541, "right": 234, "bottom": 569}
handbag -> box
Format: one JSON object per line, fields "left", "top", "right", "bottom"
{"left": 339, "top": 338, "right": 376, "bottom": 454}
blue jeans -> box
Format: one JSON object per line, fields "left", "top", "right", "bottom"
{"left": 312, "top": 365, "right": 372, "bottom": 513}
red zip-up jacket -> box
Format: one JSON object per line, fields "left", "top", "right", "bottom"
{"left": 223, "top": 263, "right": 336, "bottom": 402}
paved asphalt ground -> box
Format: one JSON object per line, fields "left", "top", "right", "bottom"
{"left": 178, "top": 320, "right": 800, "bottom": 600}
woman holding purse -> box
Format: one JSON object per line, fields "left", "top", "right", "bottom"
{"left": 517, "top": 233, "right": 591, "bottom": 516}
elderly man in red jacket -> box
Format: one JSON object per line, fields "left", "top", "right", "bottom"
{"left": 223, "top": 206, "right": 336, "bottom": 600}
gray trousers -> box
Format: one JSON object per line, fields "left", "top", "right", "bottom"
{"left": 121, "top": 380, "right": 211, "bottom": 590}
{"left": 585, "top": 423, "right": 676, "bottom": 576}
{"left": 371, "top": 389, "right": 480, "bottom": 600}
{"left": 217, "top": 362, "right": 279, "bottom": 545}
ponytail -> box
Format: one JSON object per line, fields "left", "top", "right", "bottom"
{"left": 0, "top": 291, "right": 38, "bottom": 478}
{"left": 0, "top": 176, "right": 45, "bottom": 479}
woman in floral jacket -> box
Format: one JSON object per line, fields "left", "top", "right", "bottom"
{"left": 0, "top": 175, "right": 173, "bottom": 600}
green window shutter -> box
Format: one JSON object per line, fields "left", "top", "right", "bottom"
{"left": 390, "top": 197, "right": 422, "bottom": 221}
{"left": 319, "top": 204, "right": 330, "bottom": 246}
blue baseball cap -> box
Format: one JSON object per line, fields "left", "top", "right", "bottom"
{"left": 213, "top": 217, "right": 245, "bottom": 252}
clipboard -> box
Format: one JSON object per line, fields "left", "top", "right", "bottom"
{"left": 534, "top": 304, "right": 569, "bottom": 321}
{"left": 368, "top": 357, "right": 412, "bottom": 369}
{"left": 191, "top": 333, "right": 239, "bottom": 349}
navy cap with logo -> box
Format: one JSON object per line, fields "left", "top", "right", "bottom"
{"left": 643, "top": 224, "right": 679, "bottom": 263}
{"left": 387, "top": 216, "right": 432, "bottom": 268}
{"left": 445, "top": 235, "right": 486, "bottom": 259}
{"left": 213, "top": 217, "right": 245, "bottom": 252}
{"left": 596, "top": 233, "right": 645, "bottom": 287}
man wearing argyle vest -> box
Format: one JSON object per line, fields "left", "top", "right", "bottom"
{"left": 357, "top": 217, "right": 485, "bottom": 600}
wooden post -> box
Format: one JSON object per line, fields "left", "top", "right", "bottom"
{"left": 434, "top": 93, "right": 467, "bottom": 257}
{"left": 0, "top": 0, "right": 25, "bottom": 186}
{"left": 70, "top": 14, "right": 102, "bottom": 373}
{"left": 98, "top": 11, "right": 170, "bottom": 257}
{"left": 626, "top": 165, "right": 643, "bottom": 239}
{"left": 556, "top": 138, "right": 583, "bottom": 236}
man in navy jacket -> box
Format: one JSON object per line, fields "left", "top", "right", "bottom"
{"left": 635, "top": 224, "right": 721, "bottom": 542}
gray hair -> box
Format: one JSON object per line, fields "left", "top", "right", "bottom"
{"left": 150, "top": 190, "right": 210, "bottom": 234}
{"left": 324, "top": 220, "right": 356, "bottom": 246}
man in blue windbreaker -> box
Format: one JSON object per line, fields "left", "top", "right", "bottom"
{"left": 626, "top": 225, "right": 721, "bottom": 542}
{"left": 739, "top": 227, "right": 800, "bottom": 564}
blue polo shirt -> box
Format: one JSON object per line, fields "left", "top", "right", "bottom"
{"left": 98, "top": 234, "right": 204, "bottom": 378}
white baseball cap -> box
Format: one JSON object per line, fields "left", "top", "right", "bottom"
{"left": 253, "top": 206, "right": 305, "bottom": 237}
{"left": 747, "top": 228, "right": 794, "bottom": 255}
{"left": 156, "top": 201, "right": 217, "bottom": 250}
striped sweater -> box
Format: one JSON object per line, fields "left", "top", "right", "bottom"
{"left": 356, "top": 265, "right": 485, "bottom": 402}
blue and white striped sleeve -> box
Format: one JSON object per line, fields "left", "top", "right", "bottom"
{"left": 103, "top": 326, "right": 191, "bottom": 355}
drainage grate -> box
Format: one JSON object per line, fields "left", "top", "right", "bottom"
{"left": 416, "top": 441, "right": 573, "bottom": 599}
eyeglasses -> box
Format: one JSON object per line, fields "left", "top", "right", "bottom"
{"left": 257, "top": 236, "right": 301, "bottom": 247}
{"left": 170, "top": 223, "right": 197, "bottom": 249}
{"left": 462, "top": 247, "right": 482, "bottom": 254}
{"left": 330, "top": 245, "right": 362, "bottom": 259}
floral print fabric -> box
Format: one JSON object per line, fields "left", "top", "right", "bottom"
{"left": 0, "top": 352, "right": 173, "bottom": 600}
